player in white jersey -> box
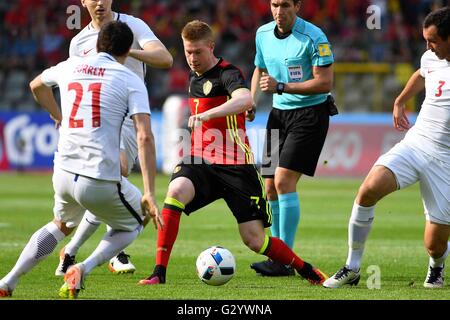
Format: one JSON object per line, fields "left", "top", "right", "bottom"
{"left": 0, "top": 21, "right": 162, "bottom": 299}
{"left": 324, "top": 7, "right": 450, "bottom": 289}
{"left": 55, "top": 0, "right": 173, "bottom": 276}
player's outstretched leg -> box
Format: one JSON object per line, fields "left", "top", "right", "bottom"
{"left": 1, "top": 221, "right": 66, "bottom": 297}
{"left": 255, "top": 235, "right": 327, "bottom": 285}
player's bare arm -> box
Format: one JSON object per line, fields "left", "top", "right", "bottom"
{"left": 248, "top": 67, "right": 267, "bottom": 122}
{"left": 188, "top": 88, "right": 252, "bottom": 129}
{"left": 393, "top": 69, "right": 425, "bottom": 131}
{"left": 133, "top": 113, "right": 163, "bottom": 229}
{"left": 251, "top": 67, "right": 265, "bottom": 104}
{"left": 128, "top": 40, "right": 173, "bottom": 69}
{"left": 29, "top": 75, "right": 62, "bottom": 127}
{"left": 260, "top": 65, "right": 333, "bottom": 95}
{"left": 119, "top": 152, "right": 129, "bottom": 177}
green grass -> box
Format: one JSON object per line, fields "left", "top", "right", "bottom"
{"left": 0, "top": 172, "right": 447, "bottom": 300}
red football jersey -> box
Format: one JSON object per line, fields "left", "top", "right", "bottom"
{"left": 188, "top": 59, "right": 254, "bottom": 165}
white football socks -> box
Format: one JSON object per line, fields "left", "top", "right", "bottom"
{"left": 82, "top": 225, "right": 142, "bottom": 275}
{"left": 429, "top": 241, "right": 450, "bottom": 268}
{"left": 65, "top": 211, "right": 101, "bottom": 256}
{"left": 346, "top": 203, "right": 375, "bottom": 272}
{"left": 1, "top": 222, "right": 65, "bottom": 290}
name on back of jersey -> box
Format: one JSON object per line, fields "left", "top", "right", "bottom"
{"left": 74, "top": 64, "right": 106, "bottom": 77}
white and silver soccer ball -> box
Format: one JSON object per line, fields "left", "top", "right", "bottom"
{"left": 196, "top": 246, "right": 236, "bottom": 286}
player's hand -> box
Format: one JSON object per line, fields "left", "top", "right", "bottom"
{"left": 51, "top": 114, "right": 62, "bottom": 129}
{"left": 188, "top": 113, "right": 210, "bottom": 129}
{"left": 259, "top": 72, "right": 277, "bottom": 93}
{"left": 245, "top": 104, "right": 256, "bottom": 122}
{"left": 393, "top": 100, "right": 410, "bottom": 132}
{"left": 141, "top": 194, "right": 163, "bottom": 230}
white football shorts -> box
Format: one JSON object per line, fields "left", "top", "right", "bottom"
{"left": 82, "top": 120, "right": 138, "bottom": 226}
{"left": 374, "top": 140, "right": 449, "bottom": 225}
{"left": 52, "top": 167, "right": 145, "bottom": 231}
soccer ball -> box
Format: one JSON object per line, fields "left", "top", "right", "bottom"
{"left": 196, "top": 246, "right": 236, "bottom": 286}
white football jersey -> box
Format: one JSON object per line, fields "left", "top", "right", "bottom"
{"left": 41, "top": 53, "right": 150, "bottom": 181}
{"left": 69, "top": 12, "right": 158, "bottom": 81}
{"left": 69, "top": 12, "right": 157, "bottom": 174}
{"left": 404, "top": 50, "right": 450, "bottom": 163}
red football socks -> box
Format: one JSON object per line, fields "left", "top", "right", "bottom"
{"left": 264, "top": 236, "right": 305, "bottom": 270}
{"left": 155, "top": 206, "right": 182, "bottom": 267}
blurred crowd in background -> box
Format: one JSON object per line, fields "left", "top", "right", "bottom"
{"left": 0, "top": 0, "right": 449, "bottom": 112}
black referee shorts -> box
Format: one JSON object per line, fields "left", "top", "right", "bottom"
{"left": 170, "top": 157, "right": 272, "bottom": 228}
{"left": 261, "top": 100, "right": 330, "bottom": 177}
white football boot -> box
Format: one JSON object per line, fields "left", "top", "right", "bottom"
{"left": 323, "top": 266, "right": 361, "bottom": 288}
{"left": 108, "top": 251, "right": 136, "bottom": 274}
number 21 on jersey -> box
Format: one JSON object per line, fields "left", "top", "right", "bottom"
{"left": 68, "top": 82, "right": 102, "bottom": 128}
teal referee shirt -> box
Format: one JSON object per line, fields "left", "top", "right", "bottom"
{"left": 254, "top": 17, "right": 334, "bottom": 110}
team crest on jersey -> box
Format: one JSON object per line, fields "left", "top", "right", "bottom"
{"left": 173, "top": 166, "right": 181, "bottom": 174}
{"left": 203, "top": 80, "right": 213, "bottom": 96}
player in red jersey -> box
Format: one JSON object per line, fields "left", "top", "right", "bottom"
{"left": 138, "top": 20, "right": 327, "bottom": 286}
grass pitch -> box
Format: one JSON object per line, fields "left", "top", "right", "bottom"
{"left": 0, "top": 172, "right": 448, "bottom": 300}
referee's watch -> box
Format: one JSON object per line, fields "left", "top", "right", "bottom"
{"left": 276, "top": 82, "right": 285, "bottom": 95}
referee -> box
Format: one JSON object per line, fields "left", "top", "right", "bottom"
{"left": 250, "top": 0, "right": 335, "bottom": 276}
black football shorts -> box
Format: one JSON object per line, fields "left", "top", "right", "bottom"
{"left": 261, "top": 100, "right": 330, "bottom": 177}
{"left": 170, "top": 157, "right": 272, "bottom": 228}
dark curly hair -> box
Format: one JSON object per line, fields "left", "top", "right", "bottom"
{"left": 97, "top": 21, "right": 134, "bottom": 57}
{"left": 423, "top": 6, "right": 450, "bottom": 40}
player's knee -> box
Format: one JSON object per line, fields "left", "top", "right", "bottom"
{"left": 355, "top": 183, "right": 381, "bottom": 207}
{"left": 274, "top": 178, "right": 296, "bottom": 194}
{"left": 243, "top": 237, "right": 264, "bottom": 253}
{"left": 167, "top": 178, "right": 195, "bottom": 204}
{"left": 357, "top": 167, "right": 397, "bottom": 206}
{"left": 166, "top": 188, "right": 184, "bottom": 202}
{"left": 52, "top": 219, "right": 74, "bottom": 236}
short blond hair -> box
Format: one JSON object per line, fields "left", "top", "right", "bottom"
{"left": 181, "top": 20, "right": 214, "bottom": 42}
